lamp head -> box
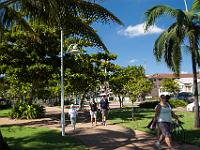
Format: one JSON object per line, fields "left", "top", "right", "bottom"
{"left": 68, "top": 44, "right": 80, "bottom": 54}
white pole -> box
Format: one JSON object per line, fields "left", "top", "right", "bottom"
{"left": 184, "top": 0, "right": 188, "bottom": 12}
{"left": 61, "top": 29, "right": 65, "bottom": 136}
{"left": 104, "top": 61, "right": 109, "bottom": 101}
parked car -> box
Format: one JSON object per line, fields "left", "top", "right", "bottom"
{"left": 176, "top": 92, "right": 195, "bottom": 102}
{"left": 187, "top": 102, "right": 200, "bottom": 112}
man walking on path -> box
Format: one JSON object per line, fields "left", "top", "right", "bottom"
{"left": 99, "top": 93, "right": 109, "bottom": 126}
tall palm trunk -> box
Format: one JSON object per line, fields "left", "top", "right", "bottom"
{"left": 190, "top": 42, "right": 200, "bottom": 128}
{"left": 192, "top": 57, "right": 200, "bottom": 127}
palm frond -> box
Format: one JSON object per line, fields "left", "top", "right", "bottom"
{"left": 153, "top": 31, "right": 168, "bottom": 62}
{"left": 1, "top": 0, "right": 121, "bottom": 51}
{"left": 171, "top": 35, "right": 183, "bottom": 74}
{"left": 63, "top": 15, "right": 107, "bottom": 51}
{"left": 192, "top": 12, "right": 200, "bottom": 21}
{"left": 191, "top": 0, "right": 200, "bottom": 11}
{"left": 70, "top": 0, "right": 123, "bottom": 25}
{"left": 153, "top": 22, "right": 185, "bottom": 74}
{"left": 0, "top": 6, "right": 32, "bottom": 34}
{"left": 187, "top": 24, "right": 200, "bottom": 63}
{"left": 144, "top": 5, "right": 186, "bottom": 30}
{"left": 0, "top": 0, "right": 17, "bottom": 8}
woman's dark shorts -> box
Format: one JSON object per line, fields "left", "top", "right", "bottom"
{"left": 158, "top": 122, "right": 171, "bottom": 137}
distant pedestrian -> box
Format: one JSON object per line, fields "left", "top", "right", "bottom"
{"left": 89, "top": 99, "right": 98, "bottom": 126}
{"left": 100, "top": 93, "right": 110, "bottom": 126}
{"left": 153, "top": 95, "right": 180, "bottom": 150}
{"left": 68, "top": 104, "right": 78, "bottom": 131}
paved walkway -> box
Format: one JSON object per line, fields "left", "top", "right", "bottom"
{"left": 66, "top": 110, "right": 200, "bottom": 150}
{"left": 0, "top": 106, "right": 200, "bottom": 150}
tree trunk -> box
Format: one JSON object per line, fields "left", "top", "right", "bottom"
{"left": 79, "top": 93, "right": 86, "bottom": 110}
{"left": 122, "top": 97, "right": 125, "bottom": 107}
{"left": 0, "top": 131, "right": 10, "bottom": 150}
{"left": 118, "top": 95, "right": 122, "bottom": 108}
{"left": 191, "top": 55, "right": 200, "bottom": 128}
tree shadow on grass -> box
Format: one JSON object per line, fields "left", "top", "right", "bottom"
{"left": 2, "top": 126, "right": 85, "bottom": 150}
{"left": 0, "top": 110, "right": 92, "bottom": 129}
{"left": 184, "top": 129, "right": 200, "bottom": 146}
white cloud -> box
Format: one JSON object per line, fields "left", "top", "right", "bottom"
{"left": 118, "top": 22, "right": 164, "bottom": 38}
{"left": 181, "top": 71, "right": 188, "bottom": 74}
{"left": 129, "top": 59, "right": 137, "bottom": 63}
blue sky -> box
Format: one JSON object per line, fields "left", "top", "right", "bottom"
{"left": 91, "top": 0, "right": 194, "bottom": 74}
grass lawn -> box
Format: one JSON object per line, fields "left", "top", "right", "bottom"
{"left": 0, "top": 108, "right": 85, "bottom": 149}
{"left": 108, "top": 108, "right": 200, "bottom": 146}
{"left": 1, "top": 126, "right": 86, "bottom": 150}
{"left": 0, "top": 108, "right": 11, "bottom": 117}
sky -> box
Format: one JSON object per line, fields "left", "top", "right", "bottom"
{"left": 91, "top": 0, "right": 194, "bottom": 75}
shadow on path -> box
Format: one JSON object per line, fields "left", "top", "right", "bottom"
{"left": 66, "top": 110, "right": 200, "bottom": 150}
{"left": 1, "top": 107, "right": 200, "bottom": 150}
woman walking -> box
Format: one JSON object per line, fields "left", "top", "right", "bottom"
{"left": 89, "top": 99, "right": 98, "bottom": 126}
{"left": 153, "top": 95, "right": 179, "bottom": 150}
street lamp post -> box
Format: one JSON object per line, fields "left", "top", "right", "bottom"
{"left": 104, "top": 60, "right": 109, "bottom": 101}
{"left": 60, "top": 30, "right": 65, "bottom": 136}
{"left": 183, "top": 0, "right": 188, "bottom": 12}
{"left": 60, "top": 30, "right": 79, "bottom": 136}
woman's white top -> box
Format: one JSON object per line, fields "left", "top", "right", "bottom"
{"left": 68, "top": 108, "right": 77, "bottom": 118}
{"left": 157, "top": 104, "right": 172, "bottom": 123}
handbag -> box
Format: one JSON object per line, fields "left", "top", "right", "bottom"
{"left": 147, "top": 117, "right": 157, "bottom": 130}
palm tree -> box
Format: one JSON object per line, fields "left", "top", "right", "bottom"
{"left": 0, "top": 0, "right": 123, "bottom": 50}
{"left": 144, "top": 0, "right": 200, "bottom": 128}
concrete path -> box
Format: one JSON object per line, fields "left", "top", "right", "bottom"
{"left": 66, "top": 122, "right": 200, "bottom": 150}
{"left": 1, "top": 106, "right": 200, "bottom": 150}
{"left": 65, "top": 108, "right": 200, "bottom": 150}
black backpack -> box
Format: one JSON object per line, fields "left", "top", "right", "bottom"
{"left": 90, "top": 102, "right": 97, "bottom": 111}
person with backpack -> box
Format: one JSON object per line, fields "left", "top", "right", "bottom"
{"left": 99, "top": 93, "right": 109, "bottom": 126}
{"left": 89, "top": 99, "right": 98, "bottom": 126}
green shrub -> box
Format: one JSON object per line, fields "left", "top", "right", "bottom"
{"left": 64, "top": 99, "right": 74, "bottom": 105}
{"left": 9, "top": 100, "right": 45, "bottom": 119}
{"left": 168, "top": 99, "right": 188, "bottom": 108}
{"left": 0, "top": 99, "right": 11, "bottom": 109}
{"left": 139, "top": 100, "right": 159, "bottom": 108}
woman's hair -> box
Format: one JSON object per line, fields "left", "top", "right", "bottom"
{"left": 160, "top": 94, "right": 165, "bottom": 100}
{"left": 165, "top": 95, "right": 171, "bottom": 102}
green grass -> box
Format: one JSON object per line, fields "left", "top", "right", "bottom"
{"left": 1, "top": 126, "right": 86, "bottom": 150}
{"left": 0, "top": 108, "right": 11, "bottom": 117}
{"left": 108, "top": 108, "right": 200, "bottom": 146}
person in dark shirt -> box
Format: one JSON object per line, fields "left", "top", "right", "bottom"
{"left": 100, "top": 93, "right": 109, "bottom": 126}
{"left": 89, "top": 99, "right": 98, "bottom": 126}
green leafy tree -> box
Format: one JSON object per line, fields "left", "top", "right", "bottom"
{"left": 144, "top": 0, "right": 200, "bottom": 128}
{"left": 110, "top": 66, "right": 130, "bottom": 108}
{"left": 0, "top": 0, "right": 123, "bottom": 50}
{"left": 110, "top": 66, "right": 153, "bottom": 108}
{"left": 65, "top": 52, "right": 118, "bottom": 109}
{"left": 123, "top": 66, "right": 153, "bottom": 103}
{"left": 0, "top": 25, "right": 60, "bottom": 103}
{"left": 160, "top": 79, "right": 179, "bottom": 95}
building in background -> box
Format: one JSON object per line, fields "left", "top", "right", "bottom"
{"left": 147, "top": 73, "right": 200, "bottom": 97}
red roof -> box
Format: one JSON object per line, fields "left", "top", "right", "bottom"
{"left": 147, "top": 73, "right": 200, "bottom": 79}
